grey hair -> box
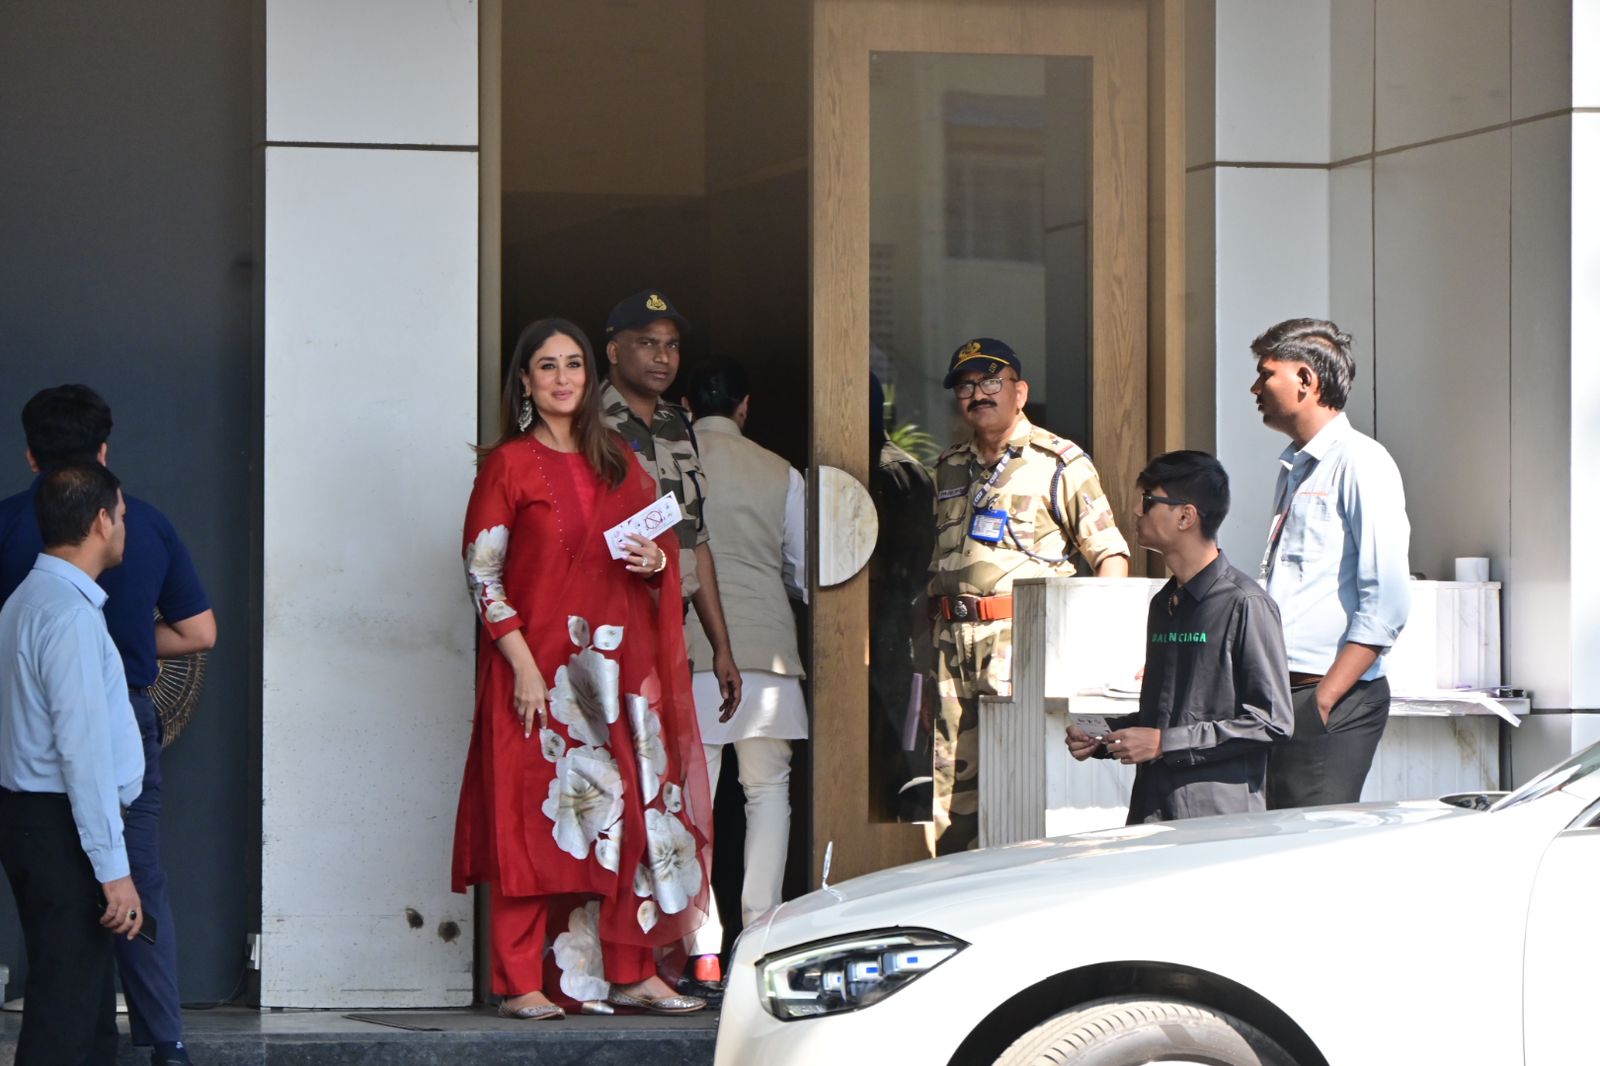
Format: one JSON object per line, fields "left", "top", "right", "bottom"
{"left": 1250, "top": 318, "right": 1356, "bottom": 410}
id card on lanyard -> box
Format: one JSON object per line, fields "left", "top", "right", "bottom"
{"left": 968, "top": 448, "right": 1016, "bottom": 545}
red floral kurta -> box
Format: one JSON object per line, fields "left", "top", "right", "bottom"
{"left": 452, "top": 435, "right": 711, "bottom": 952}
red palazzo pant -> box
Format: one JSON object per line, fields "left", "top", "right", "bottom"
{"left": 488, "top": 884, "right": 654, "bottom": 998}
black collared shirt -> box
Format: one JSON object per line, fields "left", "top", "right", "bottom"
{"left": 1107, "top": 551, "right": 1294, "bottom": 823}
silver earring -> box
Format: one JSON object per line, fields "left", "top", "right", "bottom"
{"left": 517, "top": 396, "right": 534, "bottom": 432}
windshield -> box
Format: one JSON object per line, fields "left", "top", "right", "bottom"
{"left": 1491, "top": 739, "right": 1600, "bottom": 812}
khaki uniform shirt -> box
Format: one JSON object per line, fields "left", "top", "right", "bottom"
{"left": 928, "top": 418, "right": 1128, "bottom": 599}
{"left": 600, "top": 382, "right": 709, "bottom": 598}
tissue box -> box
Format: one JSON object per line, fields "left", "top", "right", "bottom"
{"left": 1383, "top": 581, "right": 1501, "bottom": 694}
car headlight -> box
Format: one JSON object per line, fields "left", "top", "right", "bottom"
{"left": 756, "top": 928, "right": 967, "bottom": 1021}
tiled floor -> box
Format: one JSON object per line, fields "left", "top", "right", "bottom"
{"left": 0, "top": 1006, "right": 719, "bottom": 1065}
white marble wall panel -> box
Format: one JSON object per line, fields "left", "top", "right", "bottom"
{"left": 1330, "top": 0, "right": 1375, "bottom": 161}
{"left": 1215, "top": 0, "right": 1331, "bottom": 162}
{"left": 1508, "top": 116, "right": 1573, "bottom": 706}
{"left": 266, "top": 0, "right": 478, "bottom": 145}
{"left": 262, "top": 146, "right": 477, "bottom": 1007}
{"left": 1571, "top": 114, "right": 1600, "bottom": 706}
{"left": 1329, "top": 161, "right": 1375, "bottom": 435}
{"left": 978, "top": 700, "right": 1047, "bottom": 846}
{"left": 1576, "top": 0, "right": 1600, "bottom": 106}
{"left": 1372, "top": 131, "right": 1512, "bottom": 583}
{"left": 1512, "top": 0, "right": 1575, "bottom": 118}
{"left": 1213, "top": 167, "right": 1330, "bottom": 570}
{"left": 1361, "top": 716, "right": 1501, "bottom": 800}
{"left": 1375, "top": 0, "right": 1510, "bottom": 151}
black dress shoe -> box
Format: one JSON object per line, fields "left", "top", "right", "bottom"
{"left": 677, "top": 974, "right": 725, "bottom": 1005}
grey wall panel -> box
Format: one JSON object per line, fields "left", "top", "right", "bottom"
{"left": 0, "top": 1, "right": 257, "bottom": 1002}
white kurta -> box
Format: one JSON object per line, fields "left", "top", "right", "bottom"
{"left": 692, "top": 669, "right": 808, "bottom": 745}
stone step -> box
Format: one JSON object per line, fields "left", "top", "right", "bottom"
{"left": 0, "top": 1006, "right": 720, "bottom": 1065}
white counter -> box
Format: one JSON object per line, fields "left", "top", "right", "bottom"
{"left": 978, "top": 577, "right": 1523, "bottom": 848}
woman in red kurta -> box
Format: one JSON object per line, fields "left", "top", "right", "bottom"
{"left": 453, "top": 318, "right": 712, "bottom": 1019}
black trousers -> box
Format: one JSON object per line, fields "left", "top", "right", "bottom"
{"left": 0, "top": 791, "right": 119, "bottom": 1065}
{"left": 1266, "top": 677, "right": 1390, "bottom": 809}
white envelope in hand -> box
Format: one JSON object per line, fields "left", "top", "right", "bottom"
{"left": 604, "top": 493, "right": 683, "bottom": 560}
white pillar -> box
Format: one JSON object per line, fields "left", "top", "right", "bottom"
{"left": 261, "top": 0, "right": 479, "bottom": 1007}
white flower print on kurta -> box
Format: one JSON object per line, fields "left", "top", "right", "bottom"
{"left": 539, "top": 728, "right": 567, "bottom": 762}
{"left": 552, "top": 901, "right": 610, "bottom": 1001}
{"left": 464, "top": 525, "right": 514, "bottom": 623}
{"left": 662, "top": 782, "right": 683, "bottom": 814}
{"left": 542, "top": 746, "right": 624, "bottom": 860}
{"left": 627, "top": 694, "right": 667, "bottom": 804}
{"left": 637, "top": 899, "right": 659, "bottom": 933}
{"left": 550, "top": 646, "right": 621, "bottom": 747}
{"left": 595, "top": 823, "right": 622, "bottom": 873}
{"left": 644, "top": 808, "right": 703, "bottom": 915}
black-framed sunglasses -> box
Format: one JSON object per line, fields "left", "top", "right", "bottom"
{"left": 953, "top": 375, "right": 1014, "bottom": 399}
{"left": 1141, "top": 492, "right": 1203, "bottom": 515}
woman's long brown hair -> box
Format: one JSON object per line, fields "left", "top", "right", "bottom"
{"left": 477, "top": 318, "right": 631, "bottom": 488}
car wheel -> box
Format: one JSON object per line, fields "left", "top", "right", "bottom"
{"left": 993, "top": 996, "right": 1298, "bottom": 1066}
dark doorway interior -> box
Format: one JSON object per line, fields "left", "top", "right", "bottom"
{"left": 499, "top": 0, "right": 813, "bottom": 961}
{"left": 0, "top": 1, "right": 258, "bottom": 1003}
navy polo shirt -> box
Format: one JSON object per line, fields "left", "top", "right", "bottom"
{"left": 0, "top": 478, "right": 210, "bottom": 688}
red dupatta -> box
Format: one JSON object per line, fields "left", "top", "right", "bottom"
{"left": 454, "top": 435, "right": 712, "bottom": 950}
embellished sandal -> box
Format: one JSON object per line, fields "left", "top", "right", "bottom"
{"left": 606, "top": 988, "right": 707, "bottom": 1015}
{"left": 496, "top": 999, "right": 566, "bottom": 1021}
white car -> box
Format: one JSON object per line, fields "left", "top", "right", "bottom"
{"left": 715, "top": 743, "right": 1599, "bottom": 1065}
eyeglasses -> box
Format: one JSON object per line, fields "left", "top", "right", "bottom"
{"left": 953, "top": 375, "right": 1014, "bottom": 399}
{"left": 1140, "top": 493, "right": 1201, "bottom": 514}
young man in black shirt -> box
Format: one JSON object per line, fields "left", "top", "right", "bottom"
{"left": 1067, "top": 451, "right": 1293, "bottom": 822}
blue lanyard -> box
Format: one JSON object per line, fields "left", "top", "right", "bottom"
{"left": 971, "top": 447, "right": 1017, "bottom": 511}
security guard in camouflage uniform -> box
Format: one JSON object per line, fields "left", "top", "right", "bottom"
{"left": 929, "top": 338, "right": 1130, "bottom": 853}
{"left": 600, "top": 289, "right": 743, "bottom": 717}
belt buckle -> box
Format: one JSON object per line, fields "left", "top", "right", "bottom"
{"left": 952, "top": 598, "right": 970, "bottom": 620}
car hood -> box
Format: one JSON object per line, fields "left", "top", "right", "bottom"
{"left": 753, "top": 801, "right": 1473, "bottom": 951}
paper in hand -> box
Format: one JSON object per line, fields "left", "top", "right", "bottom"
{"left": 1068, "top": 714, "right": 1114, "bottom": 739}
{"left": 604, "top": 493, "right": 683, "bottom": 560}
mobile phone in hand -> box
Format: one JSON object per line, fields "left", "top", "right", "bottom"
{"left": 95, "top": 897, "right": 158, "bottom": 944}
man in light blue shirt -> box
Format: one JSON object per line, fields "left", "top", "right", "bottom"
{"left": 0, "top": 462, "right": 146, "bottom": 1065}
{"left": 1250, "top": 318, "right": 1411, "bottom": 808}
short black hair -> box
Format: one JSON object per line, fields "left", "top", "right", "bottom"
{"left": 685, "top": 358, "right": 751, "bottom": 419}
{"left": 34, "top": 462, "right": 122, "bottom": 549}
{"left": 22, "top": 385, "right": 114, "bottom": 467}
{"left": 1250, "top": 318, "right": 1355, "bottom": 410}
{"left": 1137, "top": 450, "right": 1230, "bottom": 540}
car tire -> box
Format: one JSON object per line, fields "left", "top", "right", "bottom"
{"left": 992, "top": 995, "right": 1298, "bottom": 1066}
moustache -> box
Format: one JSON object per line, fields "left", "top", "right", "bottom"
{"left": 968, "top": 399, "right": 997, "bottom": 410}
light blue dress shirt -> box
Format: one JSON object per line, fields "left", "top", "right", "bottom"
{"left": 0, "top": 554, "right": 144, "bottom": 881}
{"left": 1261, "top": 414, "right": 1411, "bottom": 680}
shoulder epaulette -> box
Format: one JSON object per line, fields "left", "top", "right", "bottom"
{"left": 1027, "top": 428, "right": 1086, "bottom": 465}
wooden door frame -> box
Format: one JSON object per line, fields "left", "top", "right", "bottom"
{"left": 808, "top": 0, "right": 1185, "bottom": 885}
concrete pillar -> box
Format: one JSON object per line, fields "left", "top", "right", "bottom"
{"left": 260, "top": 0, "right": 479, "bottom": 1007}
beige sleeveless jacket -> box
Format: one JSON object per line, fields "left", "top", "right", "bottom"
{"left": 684, "top": 416, "right": 805, "bottom": 677}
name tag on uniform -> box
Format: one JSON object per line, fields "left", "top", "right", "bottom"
{"left": 968, "top": 508, "right": 1008, "bottom": 544}
{"left": 937, "top": 486, "right": 966, "bottom": 501}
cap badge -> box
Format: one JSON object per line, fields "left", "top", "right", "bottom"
{"left": 646, "top": 294, "right": 668, "bottom": 312}
{"left": 959, "top": 340, "right": 983, "bottom": 357}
